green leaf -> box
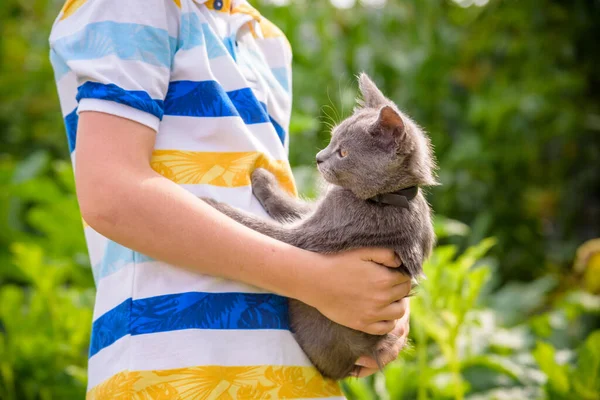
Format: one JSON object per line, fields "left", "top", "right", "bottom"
{"left": 572, "top": 330, "right": 600, "bottom": 400}
{"left": 434, "top": 216, "right": 471, "bottom": 238}
{"left": 490, "top": 276, "right": 558, "bottom": 326}
{"left": 455, "top": 238, "right": 496, "bottom": 276}
{"left": 533, "top": 341, "right": 570, "bottom": 396}
{"left": 341, "top": 378, "right": 378, "bottom": 400}
{"left": 11, "top": 151, "right": 50, "bottom": 184}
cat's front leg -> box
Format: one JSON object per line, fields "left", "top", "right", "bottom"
{"left": 201, "top": 197, "right": 290, "bottom": 242}
{"left": 251, "top": 168, "right": 313, "bottom": 223}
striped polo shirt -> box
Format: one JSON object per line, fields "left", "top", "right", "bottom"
{"left": 49, "top": 0, "right": 343, "bottom": 398}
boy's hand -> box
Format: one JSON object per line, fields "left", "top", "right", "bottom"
{"left": 352, "top": 298, "right": 410, "bottom": 377}
{"left": 299, "top": 248, "right": 411, "bottom": 335}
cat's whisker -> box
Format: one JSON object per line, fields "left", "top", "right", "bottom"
{"left": 318, "top": 118, "right": 336, "bottom": 133}
{"left": 319, "top": 106, "right": 338, "bottom": 131}
{"left": 338, "top": 76, "right": 352, "bottom": 119}
{"left": 326, "top": 86, "right": 341, "bottom": 123}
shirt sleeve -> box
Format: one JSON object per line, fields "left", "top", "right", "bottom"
{"left": 49, "top": 0, "right": 180, "bottom": 132}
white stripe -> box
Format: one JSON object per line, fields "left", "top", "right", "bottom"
{"left": 50, "top": 0, "right": 180, "bottom": 42}
{"left": 209, "top": 55, "right": 253, "bottom": 92}
{"left": 170, "top": 46, "right": 213, "bottom": 83}
{"left": 92, "top": 263, "right": 134, "bottom": 321}
{"left": 179, "top": 184, "right": 273, "bottom": 219}
{"left": 56, "top": 71, "right": 78, "bottom": 116}
{"left": 171, "top": 50, "right": 250, "bottom": 93}
{"left": 78, "top": 99, "right": 161, "bottom": 132}
{"left": 86, "top": 335, "right": 131, "bottom": 391}
{"left": 87, "top": 329, "right": 312, "bottom": 390}
{"left": 133, "top": 260, "right": 269, "bottom": 301}
{"left": 93, "top": 257, "right": 271, "bottom": 321}
{"left": 256, "top": 38, "right": 291, "bottom": 69}
{"left": 156, "top": 116, "right": 287, "bottom": 160}
{"left": 198, "top": 6, "right": 229, "bottom": 38}
{"left": 67, "top": 56, "right": 169, "bottom": 100}
{"left": 83, "top": 226, "right": 108, "bottom": 272}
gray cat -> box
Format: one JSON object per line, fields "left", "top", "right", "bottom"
{"left": 202, "top": 73, "right": 437, "bottom": 380}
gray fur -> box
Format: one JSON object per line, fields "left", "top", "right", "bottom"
{"left": 202, "top": 73, "right": 437, "bottom": 380}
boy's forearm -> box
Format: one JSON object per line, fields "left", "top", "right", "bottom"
{"left": 78, "top": 163, "right": 318, "bottom": 301}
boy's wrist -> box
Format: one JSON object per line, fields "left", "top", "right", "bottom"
{"left": 277, "top": 248, "right": 329, "bottom": 307}
{"left": 245, "top": 243, "right": 325, "bottom": 304}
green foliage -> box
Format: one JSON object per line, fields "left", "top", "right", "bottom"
{"left": 0, "top": 154, "right": 93, "bottom": 400}
{"left": 0, "top": 0, "right": 599, "bottom": 399}
{"left": 533, "top": 331, "right": 600, "bottom": 400}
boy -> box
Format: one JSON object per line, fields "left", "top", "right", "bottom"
{"left": 49, "top": 0, "right": 411, "bottom": 397}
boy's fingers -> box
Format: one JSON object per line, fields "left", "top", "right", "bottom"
{"left": 356, "top": 367, "right": 378, "bottom": 378}
{"left": 361, "top": 248, "right": 401, "bottom": 268}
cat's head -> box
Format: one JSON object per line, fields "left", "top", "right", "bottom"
{"left": 316, "top": 73, "right": 438, "bottom": 199}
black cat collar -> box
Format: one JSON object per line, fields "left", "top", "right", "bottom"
{"left": 368, "top": 186, "right": 418, "bottom": 209}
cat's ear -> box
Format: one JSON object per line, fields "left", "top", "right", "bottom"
{"left": 375, "top": 105, "right": 406, "bottom": 143}
{"left": 357, "top": 73, "right": 387, "bottom": 109}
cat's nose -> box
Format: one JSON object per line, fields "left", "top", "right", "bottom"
{"left": 316, "top": 151, "right": 325, "bottom": 165}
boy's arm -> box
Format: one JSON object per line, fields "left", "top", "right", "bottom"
{"left": 76, "top": 111, "right": 411, "bottom": 336}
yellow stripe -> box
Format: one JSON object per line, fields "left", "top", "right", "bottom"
{"left": 173, "top": 0, "right": 181, "bottom": 8}
{"left": 258, "top": 18, "right": 286, "bottom": 39}
{"left": 60, "top": 0, "right": 88, "bottom": 20}
{"left": 87, "top": 365, "right": 342, "bottom": 399}
{"left": 257, "top": 17, "right": 292, "bottom": 52}
{"left": 150, "top": 150, "right": 297, "bottom": 196}
{"left": 232, "top": 3, "right": 262, "bottom": 21}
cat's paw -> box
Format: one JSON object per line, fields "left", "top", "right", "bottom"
{"left": 251, "top": 168, "right": 278, "bottom": 203}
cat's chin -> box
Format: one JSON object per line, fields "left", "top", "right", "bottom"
{"left": 317, "top": 166, "right": 338, "bottom": 186}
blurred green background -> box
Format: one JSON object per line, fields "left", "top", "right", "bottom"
{"left": 1, "top": 0, "right": 599, "bottom": 399}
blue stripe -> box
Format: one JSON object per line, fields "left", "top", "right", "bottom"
{"left": 64, "top": 108, "right": 78, "bottom": 153}
{"left": 270, "top": 115, "right": 286, "bottom": 145}
{"left": 178, "top": 13, "right": 205, "bottom": 51}
{"left": 89, "top": 292, "right": 289, "bottom": 357}
{"left": 51, "top": 21, "right": 176, "bottom": 68}
{"left": 89, "top": 299, "right": 131, "bottom": 358}
{"left": 92, "top": 241, "right": 155, "bottom": 283}
{"left": 164, "top": 80, "right": 236, "bottom": 117}
{"left": 259, "top": 101, "right": 286, "bottom": 145}
{"left": 201, "top": 24, "right": 228, "bottom": 59}
{"left": 227, "top": 88, "right": 269, "bottom": 124}
{"left": 77, "top": 82, "right": 165, "bottom": 120}
{"left": 271, "top": 67, "right": 290, "bottom": 92}
{"left": 50, "top": 49, "right": 70, "bottom": 80}
{"left": 164, "top": 81, "right": 270, "bottom": 125}
{"left": 223, "top": 36, "right": 237, "bottom": 61}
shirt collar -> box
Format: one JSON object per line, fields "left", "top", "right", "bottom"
{"left": 193, "top": 0, "right": 262, "bottom": 21}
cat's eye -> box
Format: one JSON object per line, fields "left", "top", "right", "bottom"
{"left": 338, "top": 149, "right": 348, "bottom": 158}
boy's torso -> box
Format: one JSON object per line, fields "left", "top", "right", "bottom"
{"left": 50, "top": 0, "right": 344, "bottom": 398}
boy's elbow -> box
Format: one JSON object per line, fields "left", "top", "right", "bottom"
{"left": 76, "top": 176, "right": 123, "bottom": 234}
